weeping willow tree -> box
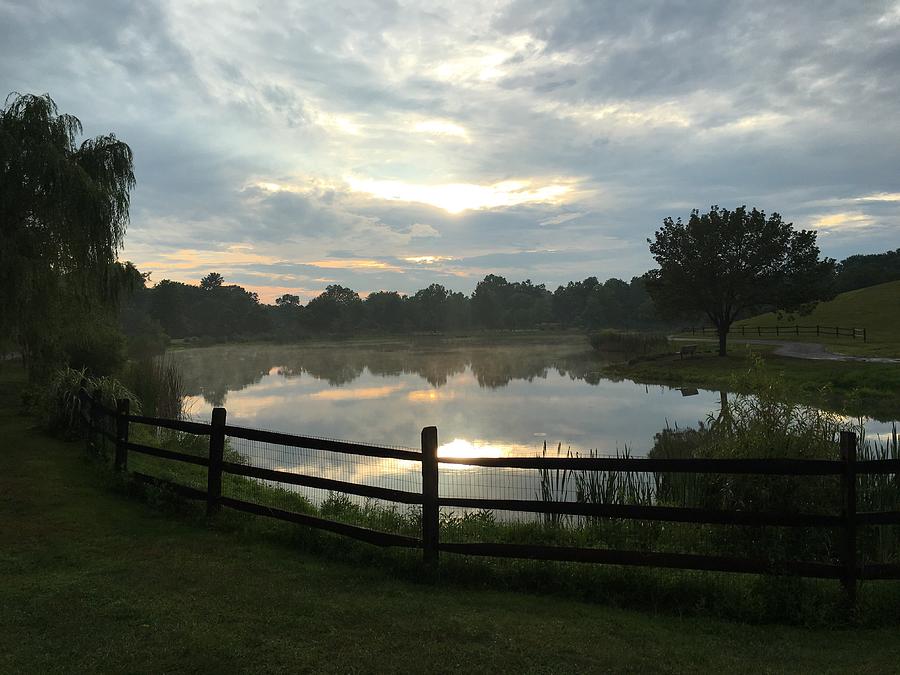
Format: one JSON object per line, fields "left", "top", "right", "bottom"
{"left": 0, "top": 93, "right": 135, "bottom": 376}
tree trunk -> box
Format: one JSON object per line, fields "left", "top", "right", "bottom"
{"left": 717, "top": 325, "right": 728, "bottom": 357}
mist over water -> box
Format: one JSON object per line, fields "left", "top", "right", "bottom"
{"left": 171, "top": 339, "right": 899, "bottom": 459}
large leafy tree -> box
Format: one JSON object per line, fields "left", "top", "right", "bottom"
{"left": 0, "top": 93, "right": 135, "bottom": 372}
{"left": 645, "top": 206, "right": 835, "bottom": 356}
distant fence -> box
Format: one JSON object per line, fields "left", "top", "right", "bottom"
{"left": 687, "top": 325, "right": 867, "bottom": 342}
{"left": 76, "top": 385, "right": 899, "bottom": 606}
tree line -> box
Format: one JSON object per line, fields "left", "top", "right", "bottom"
{"left": 121, "top": 240, "right": 895, "bottom": 352}
{"left": 120, "top": 270, "right": 672, "bottom": 346}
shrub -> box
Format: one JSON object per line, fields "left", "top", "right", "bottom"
{"left": 588, "top": 330, "right": 669, "bottom": 355}
{"left": 36, "top": 366, "right": 140, "bottom": 437}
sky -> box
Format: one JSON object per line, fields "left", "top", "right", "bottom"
{"left": 2, "top": 0, "right": 899, "bottom": 303}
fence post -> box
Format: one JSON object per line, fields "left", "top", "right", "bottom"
{"left": 840, "top": 430, "right": 858, "bottom": 609}
{"left": 817, "top": 325, "right": 820, "bottom": 337}
{"left": 115, "top": 399, "right": 130, "bottom": 472}
{"left": 421, "top": 426, "right": 439, "bottom": 566}
{"left": 207, "top": 407, "right": 227, "bottom": 517}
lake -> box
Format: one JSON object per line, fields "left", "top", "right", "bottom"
{"left": 171, "top": 337, "right": 738, "bottom": 460}
{"left": 171, "top": 337, "right": 898, "bottom": 457}
{"left": 167, "top": 337, "right": 896, "bottom": 506}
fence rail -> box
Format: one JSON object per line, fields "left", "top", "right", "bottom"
{"left": 686, "top": 324, "right": 867, "bottom": 342}
{"left": 76, "top": 385, "right": 900, "bottom": 607}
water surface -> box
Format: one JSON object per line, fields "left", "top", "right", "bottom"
{"left": 172, "top": 338, "right": 732, "bottom": 458}
{"left": 169, "top": 339, "right": 897, "bottom": 504}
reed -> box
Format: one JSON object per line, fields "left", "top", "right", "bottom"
{"left": 588, "top": 330, "right": 669, "bottom": 355}
{"left": 124, "top": 356, "right": 185, "bottom": 419}
{"left": 536, "top": 441, "right": 571, "bottom": 526}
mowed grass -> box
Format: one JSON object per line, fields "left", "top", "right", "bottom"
{"left": 3, "top": 368, "right": 900, "bottom": 673}
{"left": 733, "top": 280, "right": 900, "bottom": 358}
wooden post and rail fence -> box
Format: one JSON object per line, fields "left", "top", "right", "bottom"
{"left": 77, "top": 384, "right": 899, "bottom": 607}
{"left": 687, "top": 325, "right": 867, "bottom": 342}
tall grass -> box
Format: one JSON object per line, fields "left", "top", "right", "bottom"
{"left": 124, "top": 356, "right": 185, "bottom": 419}
{"left": 529, "top": 364, "right": 900, "bottom": 566}
{"left": 537, "top": 441, "right": 570, "bottom": 526}
{"left": 588, "top": 330, "right": 669, "bottom": 355}
{"left": 856, "top": 421, "right": 900, "bottom": 565}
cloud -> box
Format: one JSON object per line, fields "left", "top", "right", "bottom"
{"left": 539, "top": 212, "right": 585, "bottom": 226}
{"left": 345, "top": 176, "right": 576, "bottom": 213}
{"left": 413, "top": 119, "right": 471, "bottom": 142}
{"left": 3, "top": 0, "right": 898, "bottom": 298}
{"left": 403, "top": 256, "right": 454, "bottom": 264}
{"left": 856, "top": 192, "right": 900, "bottom": 203}
{"left": 812, "top": 212, "right": 877, "bottom": 231}
{"left": 408, "top": 223, "right": 441, "bottom": 238}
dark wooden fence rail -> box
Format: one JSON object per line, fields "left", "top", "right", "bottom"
{"left": 76, "top": 387, "right": 900, "bottom": 605}
{"left": 687, "top": 325, "right": 867, "bottom": 342}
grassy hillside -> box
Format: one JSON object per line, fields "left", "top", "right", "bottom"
{"left": 4, "top": 368, "right": 900, "bottom": 672}
{"left": 734, "top": 280, "right": 900, "bottom": 357}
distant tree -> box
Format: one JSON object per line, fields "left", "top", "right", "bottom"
{"left": 411, "top": 284, "right": 451, "bottom": 331}
{"left": 444, "top": 291, "right": 472, "bottom": 331}
{"left": 304, "top": 284, "right": 363, "bottom": 332}
{"left": 552, "top": 277, "right": 600, "bottom": 327}
{"left": 364, "top": 291, "right": 407, "bottom": 331}
{"left": 646, "top": 206, "right": 835, "bottom": 356}
{"left": 0, "top": 93, "right": 135, "bottom": 375}
{"left": 275, "top": 293, "right": 301, "bottom": 307}
{"left": 200, "top": 272, "right": 224, "bottom": 291}
{"left": 471, "top": 275, "right": 509, "bottom": 328}
{"left": 835, "top": 248, "right": 900, "bottom": 293}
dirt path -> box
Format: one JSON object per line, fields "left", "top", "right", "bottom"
{"left": 669, "top": 336, "right": 900, "bottom": 364}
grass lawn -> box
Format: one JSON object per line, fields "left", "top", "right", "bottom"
{"left": 604, "top": 342, "right": 900, "bottom": 421}
{"left": 728, "top": 280, "right": 900, "bottom": 358}
{"left": 4, "top": 369, "right": 900, "bottom": 672}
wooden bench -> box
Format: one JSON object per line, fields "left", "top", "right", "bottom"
{"left": 679, "top": 344, "right": 697, "bottom": 359}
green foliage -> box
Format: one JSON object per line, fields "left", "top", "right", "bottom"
{"left": 646, "top": 205, "right": 836, "bottom": 355}
{"left": 200, "top": 272, "right": 224, "bottom": 291}
{"left": 59, "top": 317, "right": 127, "bottom": 376}
{"left": 588, "top": 329, "right": 669, "bottom": 354}
{"left": 148, "top": 278, "right": 268, "bottom": 340}
{"left": 472, "top": 275, "right": 552, "bottom": 329}
{"left": 275, "top": 293, "right": 300, "bottom": 307}
{"left": 835, "top": 248, "right": 900, "bottom": 294}
{"left": 34, "top": 366, "right": 139, "bottom": 437}
{"left": 123, "top": 356, "right": 184, "bottom": 419}
{"left": 135, "top": 270, "right": 678, "bottom": 342}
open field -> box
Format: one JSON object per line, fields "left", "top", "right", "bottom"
{"left": 729, "top": 280, "right": 900, "bottom": 358}
{"left": 4, "top": 368, "right": 900, "bottom": 672}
